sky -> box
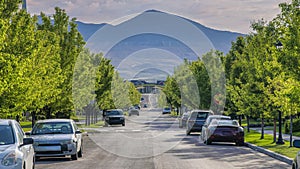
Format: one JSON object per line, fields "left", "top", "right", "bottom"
{"left": 27, "top": 0, "right": 291, "bottom": 34}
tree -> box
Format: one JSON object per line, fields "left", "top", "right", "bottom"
{"left": 37, "top": 7, "right": 85, "bottom": 118}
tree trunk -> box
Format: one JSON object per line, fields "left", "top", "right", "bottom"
{"left": 273, "top": 118, "right": 276, "bottom": 143}
{"left": 246, "top": 115, "right": 250, "bottom": 132}
{"left": 290, "top": 115, "right": 293, "bottom": 147}
{"left": 31, "top": 111, "right": 36, "bottom": 128}
{"left": 260, "top": 113, "right": 264, "bottom": 139}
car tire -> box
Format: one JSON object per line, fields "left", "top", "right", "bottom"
{"left": 206, "top": 138, "right": 212, "bottom": 145}
{"left": 32, "top": 156, "right": 36, "bottom": 169}
{"left": 236, "top": 141, "right": 244, "bottom": 146}
{"left": 71, "top": 151, "right": 78, "bottom": 160}
{"left": 78, "top": 144, "right": 83, "bottom": 158}
{"left": 292, "top": 162, "right": 297, "bottom": 169}
{"left": 122, "top": 123, "right": 125, "bottom": 126}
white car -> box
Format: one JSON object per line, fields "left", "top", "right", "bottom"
{"left": 0, "top": 119, "right": 35, "bottom": 169}
{"left": 28, "top": 119, "right": 83, "bottom": 160}
{"left": 162, "top": 107, "right": 171, "bottom": 114}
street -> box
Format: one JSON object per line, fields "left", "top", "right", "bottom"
{"left": 35, "top": 110, "right": 291, "bottom": 169}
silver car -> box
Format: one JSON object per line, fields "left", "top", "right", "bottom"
{"left": 0, "top": 119, "right": 35, "bottom": 169}
{"left": 28, "top": 119, "right": 83, "bottom": 160}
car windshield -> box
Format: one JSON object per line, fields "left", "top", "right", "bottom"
{"left": 191, "top": 111, "right": 210, "bottom": 119}
{"left": 106, "top": 110, "right": 123, "bottom": 116}
{"left": 31, "top": 122, "right": 73, "bottom": 135}
{"left": 0, "top": 125, "right": 15, "bottom": 145}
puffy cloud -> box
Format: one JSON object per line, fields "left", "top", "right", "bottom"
{"left": 27, "top": 0, "right": 291, "bottom": 33}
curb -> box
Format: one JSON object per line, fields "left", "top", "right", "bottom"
{"left": 245, "top": 142, "right": 293, "bottom": 165}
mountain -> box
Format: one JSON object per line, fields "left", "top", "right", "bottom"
{"left": 76, "top": 10, "right": 244, "bottom": 54}
{"left": 74, "top": 10, "right": 245, "bottom": 81}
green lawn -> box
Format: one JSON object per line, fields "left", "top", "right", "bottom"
{"left": 20, "top": 121, "right": 32, "bottom": 132}
{"left": 77, "top": 121, "right": 104, "bottom": 128}
{"left": 245, "top": 130, "right": 299, "bottom": 159}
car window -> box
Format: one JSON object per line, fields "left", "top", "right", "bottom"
{"left": 31, "top": 122, "right": 73, "bottom": 135}
{"left": 191, "top": 111, "right": 210, "bottom": 119}
{"left": 107, "top": 110, "right": 123, "bottom": 115}
{"left": 15, "top": 122, "right": 25, "bottom": 143}
{"left": 0, "top": 125, "right": 15, "bottom": 145}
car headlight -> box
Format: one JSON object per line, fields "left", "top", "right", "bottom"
{"left": 1, "top": 151, "right": 17, "bottom": 166}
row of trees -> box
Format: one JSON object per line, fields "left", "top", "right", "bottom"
{"left": 161, "top": 0, "right": 300, "bottom": 140}
{"left": 0, "top": 1, "right": 141, "bottom": 125}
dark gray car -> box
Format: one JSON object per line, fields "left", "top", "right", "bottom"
{"left": 104, "top": 109, "right": 125, "bottom": 126}
{"left": 186, "top": 110, "right": 213, "bottom": 135}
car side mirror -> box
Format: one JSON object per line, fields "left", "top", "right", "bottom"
{"left": 21, "top": 138, "right": 34, "bottom": 147}
{"left": 75, "top": 130, "right": 82, "bottom": 134}
{"left": 293, "top": 140, "right": 300, "bottom": 148}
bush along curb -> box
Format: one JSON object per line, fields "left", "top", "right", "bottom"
{"left": 245, "top": 142, "right": 293, "bottom": 165}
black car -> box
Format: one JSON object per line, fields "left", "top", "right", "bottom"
{"left": 186, "top": 110, "right": 213, "bottom": 135}
{"left": 104, "top": 109, "right": 125, "bottom": 126}
{"left": 293, "top": 140, "right": 300, "bottom": 169}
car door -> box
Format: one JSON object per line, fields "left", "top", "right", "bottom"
{"left": 15, "top": 122, "right": 34, "bottom": 169}
{"left": 73, "top": 121, "right": 82, "bottom": 152}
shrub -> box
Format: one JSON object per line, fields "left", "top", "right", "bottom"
{"left": 285, "top": 118, "right": 300, "bottom": 134}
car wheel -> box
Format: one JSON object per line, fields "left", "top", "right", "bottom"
{"left": 78, "top": 144, "right": 83, "bottom": 158}
{"left": 236, "top": 141, "right": 244, "bottom": 146}
{"left": 71, "top": 152, "right": 78, "bottom": 160}
{"left": 32, "top": 156, "right": 36, "bottom": 169}
{"left": 292, "top": 162, "right": 296, "bottom": 169}
{"left": 206, "top": 139, "right": 212, "bottom": 145}
{"left": 122, "top": 123, "right": 125, "bottom": 126}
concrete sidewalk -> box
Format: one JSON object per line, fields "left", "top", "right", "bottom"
{"left": 251, "top": 127, "right": 300, "bottom": 141}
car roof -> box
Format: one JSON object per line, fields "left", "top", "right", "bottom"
{"left": 208, "top": 115, "right": 231, "bottom": 119}
{"left": 0, "top": 119, "right": 16, "bottom": 125}
{"left": 36, "top": 119, "right": 73, "bottom": 123}
{"left": 107, "top": 109, "right": 123, "bottom": 111}
{"left": 191, "top": 110, "right": 213, "bottom": 114}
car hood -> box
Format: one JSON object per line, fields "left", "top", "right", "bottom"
{"left": 107, "top": 115, "right": 124, "bottom": 118}
{"left": 31, "top": 134, "right": 74, "bottom": 142}
{"left": 0, "top": 144, "right": 16, "bottom": 159}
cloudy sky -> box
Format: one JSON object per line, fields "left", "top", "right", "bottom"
{"left": 27, "top": 0, "right": 290, "bottom": 34}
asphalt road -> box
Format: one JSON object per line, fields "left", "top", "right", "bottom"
{"left": 35, "top": 110, "right": 291, "bottom": 169}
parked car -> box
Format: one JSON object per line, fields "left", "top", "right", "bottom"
{"left": 293, "top": 140, "right": 300, "bottom": 169}
{"left": 28, "top": 119, "right": 83, "bottom": 160}
{"left": 162, "top": 107, "right": 171, "bottom": 114}
{"left": 203, "top": 119, "right": 244, "bottom": 146}
{"left": 104, "top": 109, "right": 125, "bottom": 126}
{"left": 186, "top": 110, "right": 214, "bottom": 135}
{"left": 179, "top": 112, "right": 190, "bottom": 128}
{"left": 133, "top": 105, "right": 141, "bottom": 110}
{"left": 201, "top": 115, "right": 231, "bottom": 141}
{"left": 129, "top": 109, "right": 139, "bottom": 116}
{"left": 0, "top": 119, "right": 35, "bottom": 169}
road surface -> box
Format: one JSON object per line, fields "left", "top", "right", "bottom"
{"left": 35, "top": 109, "right": 291, "bottom": 169}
